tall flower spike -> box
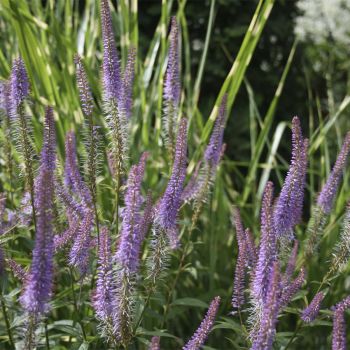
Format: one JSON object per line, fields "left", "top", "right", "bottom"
{"left": 280, "top": 267, "right": 306, "bottom": 308}
{"left": 251, "top": 262, "right": 281, "bottom": 350}
{"left": 6, "top": 258, "right": 27, "bottom": 282}
{"left": 252, "top": 182, "right": 277, "bottom": 303}
{"left": 156, "top": 118, "right": 188, "bottom": 248}
{"left": 121, "top": 47, "right": 136, "bottom": 119}
{"left": 93, "top": 227, "right": 113, "bottom": 324}
{"left": 116, "top": 153, "right": 148, "bottom": 273}
{"left": 69, "top": 210, "right": 94, "bottom": 275}
{"left": 64, "top": 131, "right": 92, "bottom": 205}
{"left": 183, "top": 296, "right": 220, "bottom": 350}
{"left": 163, "top": 17, "right": 181, "bottom": 156}
{"left": 232, "top": 242, "right": 246, "bottom": 310}
{"left": 100, "top": 0, "right": 121, "bottom": 101}
{"left": 10, "top": 57, "right": 29, "bottom": 112}
{"left": 231, "top": 207, "right": 248, "bottom": 309}
{"left": 41, "top": 107, "right": 56, "bottom": 171}
{"left": 331, "top": 296, "right": 350, "bottom": 350}
{"left": 274, "top": 117, "right": 308, "bottom": 239}
{"left": 301, "top": 292, "right": 324, "bottom": 323}
{"left": 20, "top": 109, "right": 56, "bottom": 315}
{"left": 74, "top": 54, "right": 93, "bottom": 117}
{"left": 10, "top": 58, "right": 36, "bottom": 228}
{"left": 205, "top": 94, "right": 227, "bottom": 168}
{"left": 283, "top": 240, "right": 299, "bottom": 285}
{"left": 164, "top": 17, "right": 180, "bottom": 105}
{"left": 332, "top": 307, "right": 346, "bottom": 350}
{"left": 317, "top": 132, "right": 350, "bottom": 214}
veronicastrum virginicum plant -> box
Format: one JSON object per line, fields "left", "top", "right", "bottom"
{"left": 1, "top": 1, "right": 350, "bottom": 350}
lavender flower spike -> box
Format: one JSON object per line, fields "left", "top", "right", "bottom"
{"left": 163, "top": 17, "right": 181, "bottom": 156}
{"left": 274, "top": 116, "right": 308, "bottom": 239}
{"left": 183, "top": 296, "right": 221, "bottom": 350}
{"left": 251, "top": 262, "right": 281, "bottom": 350}
{"left": 93, "top": 226, "right": 113, "bottom": 323}
{"left": 64, "top": 131, "right": 92, "bottom": 205}
{"left": 100, "top": 0, "right": 121, "bottom": 102}
{"left": 332, "top": 307, "right": 347, "bottom": 350}
{"left": 301, "top": 292, "right": 324, "bottom": 323}
{"left": 331, "top": 296, "right": 350, "bottom": 350}
{"left": 164, "top": 17, "right": 180, "bottom": 105}
{"left": 205, "top": 94, "right": 227, "bottom": 168}
{"left": 10, "top": 57, "right": 29, "bottom": 112}
{"left": 252, "top": 181, "right": 277, "bottom": 303}
{"left": 74, "top": 54, "right": 93, "bottom": 117}
{"left": 156, "top": 118, "right": 188, "bottom": 248}
{"left": 121, "top": 47, "right": 136, "bottom": 119}
{"left": 280, "top": 267, "right": 306, "bottom": 308}
{"left": 20, "top": 108, "right": 56, "bottom": 315}
{"left": 317, "top": 131, "right": 350, "bottom": 214}
{"left": 116, "top": 153, "right": 148, "bottom": 273}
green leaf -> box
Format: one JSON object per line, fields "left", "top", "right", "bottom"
{"left": 171, "top": 298, "right": 208, "bottom": 308}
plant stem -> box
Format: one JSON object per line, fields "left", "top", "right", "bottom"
{"left": 0, "top": 295, "right": 14, "bottom": 349}
{"left": 69, "top": 268, "right": 87, "bottom": 341}
{"left": 45, "top": 319, "right": 50, "bottom": 349}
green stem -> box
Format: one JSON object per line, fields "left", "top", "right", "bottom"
{"left": 45, "top": 319, "right": 50, "bottom": 349}
{"left": 0, "top": 295, "right": 14, "bottom": 349}
{"left": 69, "top": 268, "right": 87, "bottom": 341}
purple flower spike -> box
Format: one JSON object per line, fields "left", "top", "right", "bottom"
{"left": 69, "top": 210, "right": 94, "bottom": 275}
{"left": 20, "top": 130, "right": 56, "bottom": 315}
{"left": 121, "top": 47, "right": 136, "bottom": 119}
{"left": 317, "top": 132, "right": 350, "bottom": 214}
{"left": 41, "top": 107, "right": 56, "bottom": 171}
{"left": 64, "top": 131, "right": 92, "bottom": 205}
{"left": 100, "top": 0, "right": 121, "bottom": 102}
{"left": 283, "top": 240, "right": 299, "bottom": 284}
{"left": 116, "top": 153, "right": 148, "bottom": 273}
{"left": 232, "top": 242, "right": 246, "bottom": 310}
{"left": 331, "top": 296, "right": 350, "bottom": 350}
{"left": 205, "top": 95, "right": 227, "bottom": 168}
{"left": 252, "top": 182, "right": 277, "bottom": 303}
{"left": 7, "top": 258, "right": 27, "bottom": 282}
{"left": 156, "top": 118, "right": 188, "bottom": 248}
{"left": 232, "top": 206, "right": 245, "bottom": 252}
{"left": 93, "top": 226, "right": 113, "bottom": 322}
{"left": 74, "top": 54, "right": 93, "bottom": 117}
{"left": 149, "top": 336, "right": 160, "bottom": 350}
{"left": 280, "top": 267, "right": 306, "bottom": 308}
{"left": 10, "top": 57, "right": 29, "bottom": 112}
{"left": 164, "top": 17, "right": 180, "bottom": 106}
{"left": 183, "top": 296, "right": 220, "bottom": 350}
{"left": 251, "top": 262, "right": 281, "bottom": 350}
{"left": 301, "top": 292, "right": 324, "bottom": 323}
{"left": 274, "top": 116, "right": 308, "bottom": 239}
{"left": 332, "top": 306, "right": 348, "bottom": 350}
{"left": 245, "top": 228, "right": 257, "bottom": 268}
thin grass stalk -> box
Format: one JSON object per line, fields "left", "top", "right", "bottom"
{"left": 0, "top": 294, "right": 14, "bottom": 349}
